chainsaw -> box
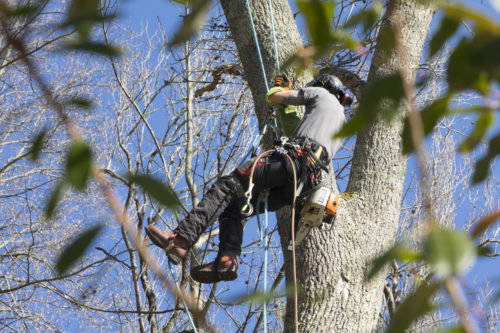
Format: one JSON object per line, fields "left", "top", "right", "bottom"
{"left": 288, "top": 186, "right": 338, "bottom": 251}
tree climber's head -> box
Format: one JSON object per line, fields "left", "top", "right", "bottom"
{"left": 306, "top": 74, "right": 353, "bottom": 107}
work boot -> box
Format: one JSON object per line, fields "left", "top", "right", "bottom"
{"left": 145, "top": 224, "right": 187, "bottom": 265}
{"left": 190, "top": 255, "right": 239, "bottom": 284}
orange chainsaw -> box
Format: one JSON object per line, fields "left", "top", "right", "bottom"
{"left": 288, "top": 186, "right": 338, "bottom": 251}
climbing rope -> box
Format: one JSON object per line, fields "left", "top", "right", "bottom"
{"left": 242, "top": 0, "right": 298, "bottom": 333}
{"left": 168, "top": 262, "right": 198, "bottom": 333}
{"left": 243, "top": 0, "right": 300, "bottom": 331}
{"left": 283, "top": 153, "right": 299, "bottom": 333}
{"left": 241, "top": 123, "right": 268, "bottom": 162}
{"left": 255, "top": 190, "right": 269, "bottom": 333}
{"left": 241, "top": 114, "right": 279, "bottom": 163}
{"left": 267, "top": 0, "right": 281, "bottom": 75}
{"left": 245, "top": 0, "right": 269, "bottom": 91}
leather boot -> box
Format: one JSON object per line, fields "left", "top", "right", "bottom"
{"left": 145, "top": 224, "right": 187, "bottom": 265}
{"left": 190, "top": 255, "right": 239, "bottom": 284}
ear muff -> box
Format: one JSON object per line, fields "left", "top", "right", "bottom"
{"left": 341, "top": 93, "right": 353, "bottom": 107}
{"left": 341, "top": 93, "right": 348, "bottom": 106}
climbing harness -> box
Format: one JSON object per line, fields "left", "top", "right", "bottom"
{"left": 239, "top": 136, "right": 339, "bottom": 333}
{"left": 240, "top": 149, "right": 275, "bottom": 217}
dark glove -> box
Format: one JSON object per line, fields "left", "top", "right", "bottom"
{"left": 273, "top": 75, "right": 292, "bottom": 90}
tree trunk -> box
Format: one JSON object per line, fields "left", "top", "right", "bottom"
{"left": 220, "top": 0, "right": 435, "bottom": 331}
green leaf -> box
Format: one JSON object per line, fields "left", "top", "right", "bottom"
{"left": 447, "top": 38, "right": 482, "bottom": 92}
{"left": 168, "top": 0, "right": 211, "bottom": 47}
{"left": 377, "top": 24, "right": 396, "bottom": 58}
{"left": 470, "top": 36, "right": 500, "bottom": 73}
{"left": 30, "top": 129, "right": 48, "bottom": 161}
{"left": 66, "top": 140, "right": 93, "bottom": 191}
{"left": 422, "top": 229, "right": 477, "bottom": 278}
{"left": 458, "top": 109, "right": 493, "bottom": 152}
{"left": 5, "top": 4, "right": 40, "bottom": 17}
{"left": 443, "top": 4, "right": 500, "bottom": 34}
{"left": 61, "top": 0, "right": 110, "bottom": 39}
{"left": 336, "top": 73, "right": 405, "bottom": 138}
{"left": 128, "top": 174, "right": 180, "bottom": 211}
{"left": 367, "top": 244, "right": 419, "bottom": 280}
{"left": 227, "top": 282, "right": 297, "bottom": 305}
{"left": 67, "top": 0, "right": 100, "bottom": 21}
{"left": 344, "top": 1, "right": 383, "bottom": 35}
{"left": 387, "top": 282, "right": 440, "bottom": 333}
{"left": 331, "top": 30, "right": 359, "bottom": 49}
{"left": 429, "top": 15, "right": 460, "bottom": 57}
{"left": 402, "top": 95, "right": 451, "bottom": 154}
{"left": 55, "top": 225, "right": 102, "bottom": 274}
{"left": 45, "top": 182, "right": 66, "bottom": 219}
{"left": 297, "top": 0, "right": 334, "bottom": 49}
{"left": 447, "top": 34, "right": 500, "bottom": 94}
{"left": 67, "top": 97, "right": 93, "bottom": 109}
{"left": 229, "top": 289, "right": 280, "bottom": 306}
{"left": 63, "top": 41, "right": 121, "bottom": 57}
{"left": 472, "top": 133, "right": 500, "bottom": 183}
{"left": 433, "top": 325, "right": 466, "bottom": 332}
{"left": 477, "top": 244, "right": 493, "bottom": 257}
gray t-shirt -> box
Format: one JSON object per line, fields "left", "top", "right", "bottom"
{"left": 290, "top": 87, "right": 346, "bottom": 159}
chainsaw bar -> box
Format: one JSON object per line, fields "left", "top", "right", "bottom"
{"left": 287, "top": 221, "right": 313, "bottom": 251}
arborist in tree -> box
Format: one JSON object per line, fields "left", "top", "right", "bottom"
{"left": 145, "top": 74, "right": 351, "bottom": 284}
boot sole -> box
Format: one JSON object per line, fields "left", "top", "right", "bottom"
{"left": 190, "top": 269, "right": 238, "bottom": 284}
{"left": 144, "top": 226, "right": 168, "bottom": 248}
{"left": 164, "top": 248, "right": 182, "bottom": 266}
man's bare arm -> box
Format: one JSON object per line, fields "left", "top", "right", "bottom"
{"left": 268, "top": 90, "right": 307, "bottom": 105}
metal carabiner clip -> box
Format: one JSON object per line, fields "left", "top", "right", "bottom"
{"left": 241, "top": 183, "right": 255, "bottom": 217}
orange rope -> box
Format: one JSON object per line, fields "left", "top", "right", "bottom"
{"left": 283, "top": 153, "right": 299, "bottom": 333}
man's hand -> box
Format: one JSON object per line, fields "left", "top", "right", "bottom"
{"left": 266, "top": 76, "right": 303, "bottom": 107}
{"left": 273, "top": 75, "right": 292, "bottom": 90}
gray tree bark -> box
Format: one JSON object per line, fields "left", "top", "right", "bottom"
{"left": 219, "top": 0, "right": 435, "bottom": 331}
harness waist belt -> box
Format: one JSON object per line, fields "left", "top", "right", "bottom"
{"left": 291, "top": 137, "right": 330, "bottom": 166}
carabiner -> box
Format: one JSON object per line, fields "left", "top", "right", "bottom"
{"left": 241, "top": 183, "right": 255, "bottom": 217}
{"left": 241, "top": 201, "right": 254, "bottom": 217}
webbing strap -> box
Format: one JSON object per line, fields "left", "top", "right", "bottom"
{"left": 168, "top": 262, "right": 198, "bottom": 333}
